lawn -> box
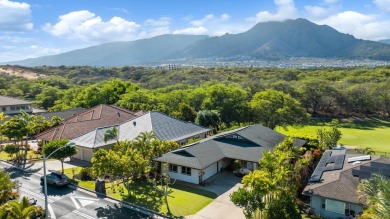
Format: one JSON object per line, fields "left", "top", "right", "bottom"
{"left": 63, "top": 167, "right": 217, "bottom": 216}
{"left": 276, "top": 117, "right": 390, "bottom": 153}
{"left": 0, "top": 150, "right": 38, "bottom": 161}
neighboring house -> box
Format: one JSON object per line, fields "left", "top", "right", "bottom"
{"left": 0, "top": 95, "right": 33, "bottom": 115}
{"left": 36, "top": 104, "right": 137, "bottom": 143}
{"left": 37, "top": 108, "right": 87, "bottom": 121}
{"left": 154, "top": 125, "right": 306, "bottom": 185}
{"left": 70, "top": 111, "right": 211, "bottom": 162}
{"left": 303, "top": 150, "right": 390, "bottom": 219}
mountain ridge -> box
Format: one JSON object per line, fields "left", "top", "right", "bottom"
{"left": 6, "top": 18, "right": 390, "bottom": 66}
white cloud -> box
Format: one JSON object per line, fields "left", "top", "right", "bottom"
{"left": 44, "top": 10, "right": 141, "bottom": 43}
{"left": 0, "top": 0, "right": 33, "bottom": 32}
{"left": 315, "top": 11, "right": 390, "bottom": 40}
{"left": 324, "top": 0, "right": 341, "bottom": 4}
{"left": 173, "top": 26, "right": 208, "bottom": 35}
{"left": 247, "top": 0, "right": 298, "bottom": 22}
{"left": 373, "top": 0, "right": 390, "bottom": 11}
{"left": 304, "top": 5, "right": 329, "bottom": 18}
{"left": 144, "top": 17, "right": 171, "bottom": 36}
{"left": 190, "top": 14, "right": 230, "bottom": 26}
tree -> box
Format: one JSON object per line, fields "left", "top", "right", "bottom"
{"left": 0, "top": 170, "right": 18, "bottom": 205}
{"left": 103, "top": 127, "right": 118, "bottom": 144}
{"left": 358, "top": 174, "right": 390, "bottom": 219}
{"left": 230, "top": 138, "right": 308, "bottom": 219}
{"left": 0, "top": 196, "right": 43, "bottom": 219}
{"left": 317, "top": 119, "right": 342, "bottom": 151}
{"left": 0, "top": 113, "right": 8, "bottom": 143}
{"left": 195, "top": 110, "right": 221, "bottom": 131}
{"left": 172, "top": 103, "right": 197, "bottom": 122}
{"left": 42, "top": 139, "right": 77, "bottom": 173}
{"left": 3, "top": 145, "right": 19, "bottom": 160}
{"left": 250, "top": 89, "right": 309, "bottom": 130}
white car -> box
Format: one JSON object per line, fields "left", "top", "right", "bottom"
{"left": 233, "top": 168, "right": 251, "bottom": 176}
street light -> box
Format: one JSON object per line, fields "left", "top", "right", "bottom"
{"left": 43, "top": 141, "right": 76, "bottom": 219}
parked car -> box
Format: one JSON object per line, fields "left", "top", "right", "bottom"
{"left": 40, "top": 170, "right": 70, "bottom": 187}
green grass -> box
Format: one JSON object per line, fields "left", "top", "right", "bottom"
{"left": 63, "top": 167, "right": 217, "bottom": 216}
{"left": 276, "top": 117, "right": 390, "bottom": 153}
{"left": 0, "top": 150, "right": 38, "bottom": 161}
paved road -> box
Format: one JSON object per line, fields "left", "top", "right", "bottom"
{"left": 0, "top": 161, "right": 156, "bottom": 219}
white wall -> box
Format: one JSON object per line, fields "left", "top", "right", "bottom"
{"left": 202, "top": 163, "right": 218, "bottom": 181}
{"left": 165, "top": 163, "right": 200, "bottom": 184}
{"left": 74, "top": 147, "right": 94, "bottom": 162}
{"left": 310, "top": 196, "right": 363, "bottom": 219}
{"left": 1, "top": 104, "right": 32, "bottom": 115}
{"left": 218, "top": 158, "right": 231, "bottom": 171}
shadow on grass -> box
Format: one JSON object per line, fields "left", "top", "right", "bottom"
{"left": 171, "top": 184, "right": 218, "bottom": 199}
{"left": 304, "top": 117, "right": 390, "bottom": 130}
{"left": 119, "top": 181, "right": 164, "bottom": 213}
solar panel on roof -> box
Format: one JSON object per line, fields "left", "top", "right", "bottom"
{"left": 309, "top": 151, "right": 346, "bottom": 182}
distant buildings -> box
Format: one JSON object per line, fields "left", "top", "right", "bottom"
{"left": 0, "top": 95, "right": 33, "bottom": 115}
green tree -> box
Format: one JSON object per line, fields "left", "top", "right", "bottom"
{"left": 250, "top": 89, "right": 309, "bottom": 130}
{"left": 230, "top": 138, "right": 308, "bottom": 219}
{"left": 172, "top": 103, "right": 197, "bottom": 122}
{"left": 0, "top": 196, "right": 43, "bottom": 219}
{"left": 195, "top": 110, "right": 221, "bottom": 131}
{"left": 358, "top": 174, "right": 390, "bottom": 219}
{"left": 103, "top": 127, "right": 119, "bottom": 144}
{"left": 317, "top": 119, "right": 342, "bottom": 151}
{"left": 3, "top": 145, "right": 19, "bottom": 160}
{"left": 0, "top": 113, "right": 8, "bottom": 143}
{"left": 0, "top": 170, "right": 18, "bottom": 205}
{"left": 42, "top": 139, "right": 77, "bottom": 173}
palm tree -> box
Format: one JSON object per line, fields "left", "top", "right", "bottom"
{"left": 14, "top": 111, "right": 34, "bottom": 169}
{"left": 0, "top": 197, "right": 43, "bottom": 219}
{"left": 0, "top": 170, "right": 18, "bottom": 205}
{"left": 103, "top": 126, "right": 119, "bottom": 144}
{"left": 358, "top": 174, "right": 390, "bottom": 219}
{"left": 0, "top": 112, "right": 8, "bottom": 143}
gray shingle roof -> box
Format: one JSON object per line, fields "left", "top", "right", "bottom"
{"left": 37, "top": 108, "right": 87, "bottom": 120}
{"left": 303, "top": 150, "right": 390, "bottom": 204}
{"left": 154, "top": 124, "right": 306, "bottom": 169}
{"left": 71, "top": 111, "right": 211, "bottom": 148}
{"left": 0, "top": 95, "right": 32, "bottom": 106}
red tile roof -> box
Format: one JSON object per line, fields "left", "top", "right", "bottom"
{"left": 36, "top": 104, "right": 137, "bottom": 141}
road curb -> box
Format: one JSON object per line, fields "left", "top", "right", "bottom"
{"left": 68, "top": 183, "right": 170, "bottom": 219}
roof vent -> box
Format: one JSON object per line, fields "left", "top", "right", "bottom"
{"left": 348, "top": 155, "right": 371, "bottom": 163}
{"left": 117, "top": 112, "right": 120, "bottom": 117}
{"left": 133, "top": 121, "right": 136, "bottom": 126}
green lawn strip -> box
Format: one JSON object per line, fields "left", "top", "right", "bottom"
{"left": 0, "top": 150, "right": 38, "bottom": 161}
{"left": 276, "top": 117, "right": 390, "bottom": 153}
{"left": 62, "top": 167, "right": 217, "bottom": 216}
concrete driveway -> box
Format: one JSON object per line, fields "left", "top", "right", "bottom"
{"left": 186, "top": 171, "right": 245, "bottom": 219}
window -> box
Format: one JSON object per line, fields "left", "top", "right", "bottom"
{"left": 10, "top": 107, "right": 15, "bottom": 111}
{"left": 169, "top": 164, "right": 178, "bottom": 173}
{"left": 322, "top": 198, "right": 345, "bottom": 214}
{"left": 1, "top": 107, "right": 5, "bottom": 112}
{"left": 181, "top": 166, "right": 191, "bottom": 175}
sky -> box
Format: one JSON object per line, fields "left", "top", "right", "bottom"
{"left": 1, "top": 0, "right": 390, "bottom": 62}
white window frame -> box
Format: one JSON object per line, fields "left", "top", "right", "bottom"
{"left": 323, "top": 198, "right": 346, "bottom": 214}
{"left": 169, "top": 164, "right": 178, "bottom": 173}
{"left": 181, "top": 166, "right": 191, "bottom": 176}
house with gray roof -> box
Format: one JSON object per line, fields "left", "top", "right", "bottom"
{"left": 154, "top": 125, "right": 306, "bottom": 185}
{"left": 70, "top": 111, "right": 211, "bottom": 162}
{"left": 0, "top": 95, "right": 33, "bottom": 115}
{"left": 303, "top": 150, "right": 390, "bottom": 219}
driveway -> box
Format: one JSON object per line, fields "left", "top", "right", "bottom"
{"left": 186, "top": 171, "right": 245, "bottom": 219}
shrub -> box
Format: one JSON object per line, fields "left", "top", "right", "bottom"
{"left": 79, "top": 167, "right": 94, "bottom": 181}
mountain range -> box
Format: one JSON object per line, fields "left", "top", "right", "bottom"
{"left": 6, "top": 18, "right": 390, "bottom": 67}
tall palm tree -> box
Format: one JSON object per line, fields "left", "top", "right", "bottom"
{"left": 0, "top": 197, "right": 43, "bottom": 219}
{"left": 0, "top": 170, "right": 18, "bottom": 205}
{"left": 14, "top": 111, "right": 34, "bottom": 169}
{"left": 103, "top": 126, "right": 119, "bottom": 144}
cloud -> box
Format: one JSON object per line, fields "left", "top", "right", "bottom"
{"left": 190, "top": 14, "right": 230, "bottom": 26}
{"left": 315, "top": 11, "right": 390, "bottom": 40}
{"left": 144, "top": 17, "right": 171, "bottom": 36}
{"left": 173, "top": 26, "right": 208, "bottom": 35}
{"left": 44, "top": 10, "right": 141, "bottom": 43}
{"left": 373, "top": 0, "right": 390, "bottom": 11}
{"left": 0, "top": 0, "right": 33, "bottom": 32}
{"left": 304, "top": 5, "right": 330, "bottom": 18}
{"left": 247, "top": 0, "right": 298, "bottom": 22}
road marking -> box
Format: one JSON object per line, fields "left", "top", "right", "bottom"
{"left": 70, "top": 197, "right": 80, "bottom": 209}
{"left": 20, "top": 188, "right": 54, "bottom": 203}
{"left": 48, "top": 204, "right": 56, "bottom": 219}
{"left": 73, "top": 210, "right": 96, "bottom": 219}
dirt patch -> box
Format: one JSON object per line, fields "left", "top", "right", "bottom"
{"left": 0, "top": 66, "right": 46, "bottom": 80}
